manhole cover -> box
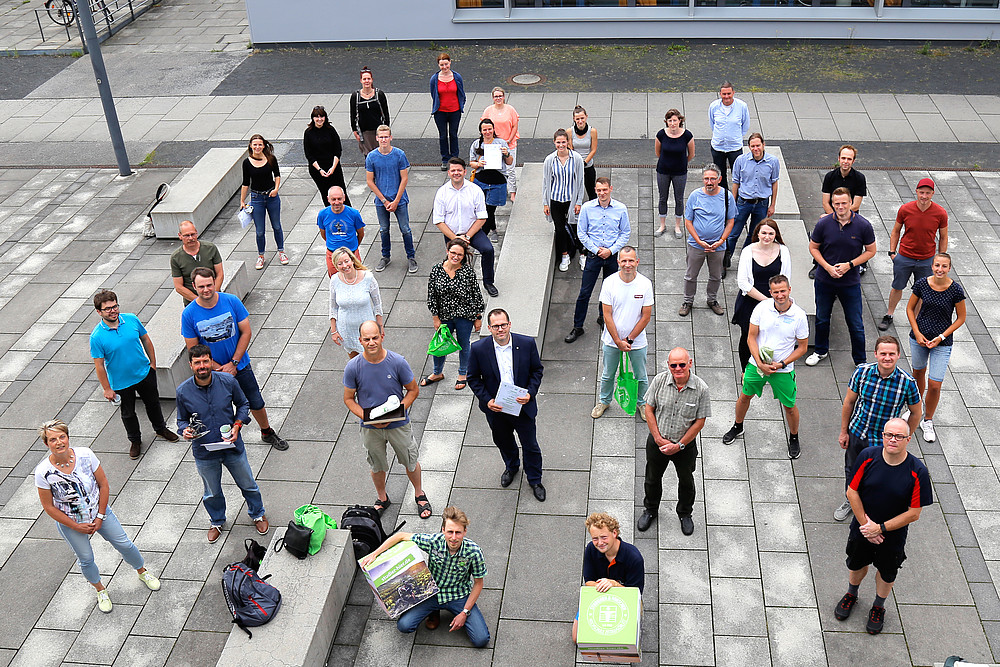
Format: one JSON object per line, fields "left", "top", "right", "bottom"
{"left": 509, "top": 73, "right": 544, "bottom": 86}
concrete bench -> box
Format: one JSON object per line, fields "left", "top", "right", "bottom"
{"left": 738, "top": 144, "right": 800, "bottom": 221}
{"left": 477, "top": 162, "right": 555, "bottom": 355}
{"left": 152, "top": 147, "right": 248, "bottom": 238}
{"left": 779, "top": 218, "right": 815, "bottom": 321}
{"left": 217, "top": 528, "right": 356, "bottom": 667}
{"left": 147, "top": 260, "right": 249, "bottom": 399}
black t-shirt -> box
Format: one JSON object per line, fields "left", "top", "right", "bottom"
{"left": 822, "top": 167, "right": 867, "bottom": 199}
{"left": 848, "top": 446, "right": 932, "bottom": 544}
{"left": 656, "top": 128, "right": 693, "bottom": 176}
{"left": 242, "top": 157, "right": 280, "bottom": 192}
{"left": 582, "top": 539, "right": 645, "bottom": 593}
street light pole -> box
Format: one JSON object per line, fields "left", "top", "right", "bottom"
{"left": 76, "top": 0, "right": 131, "bottom": 176}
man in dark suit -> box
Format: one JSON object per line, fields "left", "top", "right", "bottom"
{"left": 467, "top": 308, "right": 546, "bottom": 501}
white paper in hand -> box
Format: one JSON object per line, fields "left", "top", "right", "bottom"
{"left": 483, "top": 143, "right": 503, "bottom": 171}
{"left": 370, "top": 394, "right": 401, "bottom": 419}
{"left": 495, "top": 381, "right": 528, "bottom": 416}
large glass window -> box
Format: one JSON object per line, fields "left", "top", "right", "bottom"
{"left": 457, "top": 0, "right": 503, "bottom": 6}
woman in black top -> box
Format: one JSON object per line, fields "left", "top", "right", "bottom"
{"left": 350, "top": 68, "right": 390, "bottom": 156}
{"left": 468, "top": 118, "right": 513, "bottom": 242}
{"left": 303, "top": 106, "right": 351, "bottom": 208}
{"left": 653, "top": 109, "right": 695, "bottom": 238}
{"left": 422, "top": 238, "right": 484, "bottom": 391}
{"left": 240, "top": 134, "right": 288, "bottom": 270}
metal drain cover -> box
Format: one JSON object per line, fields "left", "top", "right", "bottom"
{"left": 510, "top": 73, "right": 543, "bottom": 85}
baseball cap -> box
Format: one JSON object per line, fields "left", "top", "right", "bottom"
{"left": 916, "top": 177, "right": 935, "bottom": 191}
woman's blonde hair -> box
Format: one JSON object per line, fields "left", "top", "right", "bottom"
{"left": 331, "top": 247, "right": 367, "bottom": 272}
{"left": 38, "top": 419, "right": 69, "bottom": 442}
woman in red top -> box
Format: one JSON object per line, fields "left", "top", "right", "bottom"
{"left": 429, "top": 52, "right": 466, "bottom": 170}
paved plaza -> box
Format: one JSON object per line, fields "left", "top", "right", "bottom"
{"left": 1, "top": 2, "right": 1000, "bottom": 666}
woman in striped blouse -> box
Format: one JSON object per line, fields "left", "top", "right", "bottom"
{"left": 542, "top": 129, "right": 587, "bottom": 273}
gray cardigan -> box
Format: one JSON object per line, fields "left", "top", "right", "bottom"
{"left": 542, "top": 149, "right": 586, "bottom": 226}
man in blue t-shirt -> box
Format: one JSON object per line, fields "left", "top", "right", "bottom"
{"left": 317, "top": 186, "right": 365, "bottom": 278}
{"left": 834, "top": 417, "right": 932, "bottom": 636}
{"left": 90, "top": 289, "right": 178, "bottom": 460}
{"left": 181, "top": 267, "right": 288, "bottom": 451}
{"left": 366, "top": 125, "right": 417, "bottom": 273}
{"left": 343, "top": 320, "right": 429, "bottom": 519}
{"left": 680, "top": 164, "right": 736, "bottom": 318}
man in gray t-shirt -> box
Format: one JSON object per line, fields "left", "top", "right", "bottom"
{"left": 170, "top": 221, "right": 223, "bottom": 305}
{"left": 343, "top": 321, "right": 431, "bottom": 520}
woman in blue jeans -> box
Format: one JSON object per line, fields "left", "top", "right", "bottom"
{"left": 240, "top": 134, "right": 288, "bottom": 271}
{"left": 429, "top": 52, "right": 465, "bottom": 170}
{"left": 423, "top": 238, "right": 484, "bottom": 391}
{"left": 35, "top": 419, "right": 160, "bottom": 614}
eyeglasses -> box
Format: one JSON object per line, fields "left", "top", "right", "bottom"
{"left": 669, "top": 362, "right": 688, "bottom": 369}
{"left": 180, "top": 232, "right": 198, "bottom": 239}
{"left": 100, "top": 304, "right": 120, "bottom": 313}
{"left": 883, "top": 432, "right": 909, "bottom": 441}
{"left": 489, "top": 322, "right": 510, "bottom": 331}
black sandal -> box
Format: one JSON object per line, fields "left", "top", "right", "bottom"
{"left": 415, "top": 494, "right": 432, "bottom": 520}
{"left": 420, "top": 374, "right": 444, "bottom": 387}
{"left": 373, "top": 497, "right": 391, "bottom": 515}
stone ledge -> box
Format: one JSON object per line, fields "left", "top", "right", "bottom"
{"left": 154, "top": 147, "right": 247, "bottom": 238}
{"left": 741, "top": 144, "right": 800, "bottom": 221}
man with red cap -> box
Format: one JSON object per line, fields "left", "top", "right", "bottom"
{"left": 877, "top": 178, "right": 948, "bottom": 332}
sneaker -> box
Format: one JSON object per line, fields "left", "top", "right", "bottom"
{"left": 858, "top": 263, "right": 868, "bottom": 276}
{"left": 375, "top": 256, "right": 390, "bottom": 272}
{"left": 808, "top": 265, "right": 816, "bottom": 280}
{"left": 278, "top": 251, "right": 289, "bottom": 265}
{"left": 900, "top": 408, "right": 910, "bottom": 421}
{"left": 805, "top": 352, "right": 827, "bottom": 366}
{"left": 579, "top": 254, "right": 587, "bottom": 271}
{"left": 788, "top": 434, "right": 801, "bottom": 459}
{"left": 920, "top": 419, "right": 936, "bottom": 442}
{"left": 678, "top": 302, "right": 691, "bottom": 317}
{"left": 834, "top": 592, "right": 857, "bottom": 620}
{"left": 833, "top": 500, "right": 852, "bottom": 522}
{"left": 591, "top": 403, "right": 609, "bottom": 419}
{"left": 722, "top": 424, "right": 744, "bottom": 445}
{"left": 255, "top": 255, "right": 265, "bottom": 270}
{"left": 407, "top": 258, "right": 418, "bottom": 274}
{"left": 138, "top": 570, "right": 161, "bottom": 591}
{"left": 707, "top": 301, "right": 724, "bottom": 316}
{"left": 96, "top": 589, "right": 113, "bottom": 613}
{"left": 488, "top": 230, "right": 499, "bottom": 244}
{"left": 866, "top": 605, "right": 885, "bottom": 634}
{"left": 441, "top": 162, "right": 449, "bottom": 171}
{"left": 261, "top": 430, "right": 289, "bottom": 451}
{"left": 558, "top": 255, "right": 571, "bottom": 272}
{"left": 637, "top": 406, "right": 647, "bottom": 422}
{"left": 877, "top": 314, "right": 893, "bottom": 331}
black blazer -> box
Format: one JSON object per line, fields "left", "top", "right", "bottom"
{"left": 467, "top": 333, "right": 544, "bottom": 419}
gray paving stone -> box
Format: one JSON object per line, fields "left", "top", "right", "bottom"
{"left": 754, "top": 502, "right": 807, "bottom": 553}
{"left": 711, "top": 577, "right": 766, "bottom": 637}
{"left": 493, "top": 619, "right": 574, "bottom": 667}
{"left": 898, "top": 604, "right": 994, "bottom": 665}
{"left": 658, "top": 549, "right": 710, "bottom": 605}
{"left": 703, "top": 479, "right": 753, "bottom": 526}
{"left": 761, "top": 551, "right": 816, "bottom": 607}
{"left": 516, "top": 469, "right": 589, "bottom": 517}
{"left": 953, "top": 465, "right": 1000, "bottom": 511}
{"left": 35, "top": 574, "right": 95, "bottom": 632}
{"left": 658, "top": 604, "right": 714, "bottom": 666}
{"left": 0, "top": 517, "right": 32, "bottom": 568}
{"left": 715, "top": 635, "right": 771, "bottom": 667}
{"left": 589, "top": 457, "right": 634, "bottom": 501}
{"left": 64, "top": 603, "right": 141, "bottom": 665}
{"left": 164, "top": 630, "right": 228, "bottom": 667}
{"left": 0, "top": 537, "right": 75, "bottom": 649}
{"left": 8, "top": 628, "right": 76, "bottom": 667}
{"left": 499, "top": 514, "right": 580, "bottom": 621}
{"left": 133, "top": 504, "right": 197, "bottom": 553}
{"left": 767, "top": 606, "right": 827, "bottom": 667}
{"left": 131, "top": 579, "right": 203, "bottom": 638}
{"left": 111, "top": 634, "right": 175, "bottom": 667}
{"left": 708, "top": 525, "right": 760, "bottom": 578}
{"left": 353, "top": 618, "right": 414, "bottom": 667}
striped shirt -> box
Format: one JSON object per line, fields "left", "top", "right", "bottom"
{"left": 548, "top": 151, "right": 579, "bottom": 203}
{"left": 411, "top": 533, "right": 487, "bottom": 603}
{"left": 644, "top": 370, "right": 712, "bottom": 443}
{"left": 847, "top": 363, "right": 920, "bottom": 442}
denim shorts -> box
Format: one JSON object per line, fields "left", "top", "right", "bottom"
{"left": 909, "top": 337, "right": 953, "bottom": 383}
{"left": 235, "top": 364, "right": 266, "bottom": 411}
{"left": 891, "top": 254, "right": 933, "bottom": 290}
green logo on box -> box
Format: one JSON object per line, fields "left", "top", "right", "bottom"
{"left": 585, "top": 593, "right": 630, "bottom": 636}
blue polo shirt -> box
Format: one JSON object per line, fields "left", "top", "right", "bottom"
{"left": 181, "top": 293, "right": 251, "bottom": 371}
{"left": 365, "top": 147, "right": 410, "bottom": 209}
{"left": 732, "top": 152, "right": 780, "bottom": 199}
{"left": 317, "top": 206, "right": 365, "bottom": 252}
{"left": 582, "top": 539, "right": 645, "bottom": 593}
{"left": 810, "top": 212, "right": 876, "bottom": 287}
{"left": 90, "top": 313, "right": 151, "bottom": 391}
{"left": 685, "top": 187, "right": 737, "bottom": 249}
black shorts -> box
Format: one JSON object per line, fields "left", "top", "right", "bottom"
{"left": 845, "top": 532, "right": 907, "bottom": 583}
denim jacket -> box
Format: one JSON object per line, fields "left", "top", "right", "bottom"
{"left": 176, "top": 372, "right": 250, "bottom": 460}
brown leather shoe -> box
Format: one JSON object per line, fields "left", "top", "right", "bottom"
{"left": 129, "top": 442, "right": 141, "bottom": 460}
{"left": 254, "top": 516, "right": 269, "bottom": 535}
{"left": 207, "top": 525, "right": 222, "bottom": 543}
{"left": 156, "top": 429, "right": 179, "bottom": 442}
{"left": 425, "top": 610, "right": 441, "bottom": 630}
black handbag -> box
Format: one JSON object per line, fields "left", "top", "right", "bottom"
{"left": 273, "top": 521, "right": 312, "bottom": 560}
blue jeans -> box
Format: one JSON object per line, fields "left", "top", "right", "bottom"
{"left": 433, "top": 110, "right": 461, "bottom": 162}
{"left": 433, "top": 318, "right": 474, "bottom": 376}
{"left": 465, "top": 231, "right": 495, "bottom": 285}
{"left": 573, "top": 254, "right": 619, "bottom": 329}
{"left": 600, "top": 344, "right": 649, "bottom": 408}
{"left": 194, "top": 449, "right": 265, "bottom": 526}
{"left": 250, "top": 191, "right": 284, "bottom": 255}
{"left": 813, "top": 280, "right": 866, "bottom": 365}
{"left": 375, "top": 204, "right": 415, "bottom": 259}
{"left": 727, "top": 198, "right": 768, "bottom": 256}
{"left": 56, "top": 507, "right": 143, "bottom": 584}
{"left": 397, "top": 594, "right": 490, "bottom": 648}
{"left": 909, "top": 337, "right": 953, "bottom": 383}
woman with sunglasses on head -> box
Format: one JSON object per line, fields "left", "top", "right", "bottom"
{"left": 568, "top": 105, "right": 598, "bottom": 202}
{"left": 303, "top": 106, "right": 351, "bottom": 208}
{"left": 241, "top": 134, "right": 289, "bottom": 270}
{"left": 350, "top": 67, "right": 391, "bottom": 156}
{"left": 469, "top": 118, "right": 513, "bottom": 244}
{"left": 481, "top": 87, "right": 519, "bottom": 203}
{"left": 35, "top": 419, "right": 160, "bottom": 615}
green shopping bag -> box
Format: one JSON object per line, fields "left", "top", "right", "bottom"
{"left": 293, "top": 504, "right": 337, "bottom": 555}
{"left": 428, "top": 324, "right": 462, "bottom": 357}
{"left": 614, "top": 351, "right": 638, "bottom": 416}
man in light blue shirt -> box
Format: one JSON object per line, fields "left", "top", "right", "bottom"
{"left": 708, "top": 81, "right": 751, "bottom": 191}
{"left": 681, "top": 165, "right": 736, "bottom": 317}
{"left": 725, "top": 132, "right": 780, "bottom": 269}
{"left": 566, "top": 176, "right": 631, "bottom": 344}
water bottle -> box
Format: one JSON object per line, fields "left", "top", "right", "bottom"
{"left": 111, "top": 393, "right": 121, "bottom": 407}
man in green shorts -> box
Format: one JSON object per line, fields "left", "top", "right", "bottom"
{"left": 722, "top": 275, "right": 809, "bottom": 459}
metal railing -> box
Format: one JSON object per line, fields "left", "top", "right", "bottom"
{"left": 34, "top": 0, "right": 161, "bottom": 50}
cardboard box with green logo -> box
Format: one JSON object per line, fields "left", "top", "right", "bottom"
{"left": 576, "top": 586, "right": 641, "bottom": 663}
{"left": 359, "top": 540, "right": 439, "bottom": 619}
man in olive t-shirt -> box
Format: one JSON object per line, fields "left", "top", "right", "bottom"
{"left": 170, "top": 221, "right": 224, "bottom": 305}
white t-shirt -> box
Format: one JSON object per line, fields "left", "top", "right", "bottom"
{"left": 749, "top": 299, "right": 809, "bottom": 372}
{"left": 34, "top": 447, "right": 101, "bottom": 523}
{"left": 599, "top": 272, "right": 654, "bottom": 349}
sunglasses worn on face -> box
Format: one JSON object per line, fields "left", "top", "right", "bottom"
{"left": 669, "top": 362, "right": 687, "bottom": 369}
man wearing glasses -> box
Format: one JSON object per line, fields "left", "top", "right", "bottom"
{"left": 638, "top": 347, "right": 711, "bottom": 536}
{"left": 90, "top": 290, "right": 178, "bottom": 460}
{"left": 834, "top": 417, "right": 932, "bottom": 635}
{"left": 169, "top": 221, "right": 223, "bottom": 306}
{"left": 467, "top": 308, "right": 546, "bottom": 501}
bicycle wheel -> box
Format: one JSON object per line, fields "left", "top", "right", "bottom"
{"left": 46, "top": 0, "right": 75, "bottom": 25}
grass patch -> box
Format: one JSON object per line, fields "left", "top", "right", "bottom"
{"left": 139, "top": 150, "right": 156, "bottom": 166}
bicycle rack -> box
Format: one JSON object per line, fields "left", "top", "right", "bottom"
{"left": 34, "top": 0, "right": 161, "bottom": 51}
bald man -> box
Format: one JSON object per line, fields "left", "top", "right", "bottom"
{"left": 170, "top": 221, "right": 223, "bottom": 305}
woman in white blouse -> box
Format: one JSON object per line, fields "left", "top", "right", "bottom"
{"left": 732, "top": 219, "right": 791, "bottom": 370}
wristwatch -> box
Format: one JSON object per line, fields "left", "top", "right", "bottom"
{"left": 461, "top": 608, "right": 471, "bottom": 615}
{"left": 779, "top": 361, "right": 787, "bottom": 369}
{"left": 677, "top": 442, "right": 686, "bottom": 451}
{"left": 888, "top": 251, "right": 897, "bottom": 257}
{"left": 96, "top": 513, "right": 106, "bottom": 520}
{"left": 848, "top": 260, "right": 855, "bottom": 268}
{"left": 880, "top": 522, "right": 888, "bottom": 534}
{"left": 625, "top": 337, "right": 634, "bottom": 345}
{"left": 231, "top": 358, "right": 240, "bottom": 366}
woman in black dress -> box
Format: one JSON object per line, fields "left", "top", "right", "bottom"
{"left": 732, "top": 219, "right": 791, "bottom": 370}
{"left": 303, "top": 105, "right": 351, "bottom": 207}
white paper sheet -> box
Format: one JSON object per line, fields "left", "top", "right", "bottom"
{"left": 483, "top": 143, "right": 503, "bottom": 171}
{"left": 495, "top": 381, "right": 528, "bottom": 416}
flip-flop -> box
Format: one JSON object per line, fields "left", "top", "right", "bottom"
{"left": 454, "top": 381, "right": 467, "bottom": 390}
{"left": 373, "top": 497, "right": 391, "bottom": 515}
{"left": 420, "top": 374, "right": 444, "bottom": 387}
{"left": 415, "top": 494, "right": 432, "bottom": 520}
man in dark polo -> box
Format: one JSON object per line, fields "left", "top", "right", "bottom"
{"left": 169, "top": 221, "right": 223, "bottom": 306}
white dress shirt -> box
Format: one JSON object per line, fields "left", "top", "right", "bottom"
{"left": 493, "top": 338, "right": 514, "bottom": 386}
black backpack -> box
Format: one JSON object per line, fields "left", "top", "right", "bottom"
{"left": 341, "top": 504, "right": 405, "bottom": 559}
{"left": 221, "top": 562, "right": 282, "bottom": 638}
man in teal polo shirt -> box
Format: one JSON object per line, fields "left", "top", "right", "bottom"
{"left": 317, "top": 185, "right": 365, "bottom": 277}
{"left": 90, "top": 290, "right": 178, "bottom": 460}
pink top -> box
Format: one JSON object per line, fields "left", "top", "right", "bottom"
{"left": 437, "top": 79, "right": 460, "bottom": 113}
{"left": 481, "top": 104, "right": 520, "bottom": 149}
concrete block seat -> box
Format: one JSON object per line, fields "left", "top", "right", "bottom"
{"left": 217, "top": 529, "right": 356, "bottom": 667}
{"left": 152, "top": 147, "right": 248, "bottom": 238}
{"left": 477, "top": 162, "right": 556, "bottom": 355}
{"left": 147, "top": 260, "right": 249, "bottom": 399}
{"left": 740, "top": 144, "right": 800, "bottom": 221}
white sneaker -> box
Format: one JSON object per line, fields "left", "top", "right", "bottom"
{"left": 579, "top": 254, "right": 587, "bottom": 271}
{"left": 833, "top": 500, "right": 852, "bottom": 522}
{"left": 805, "top": 352, "right": 827, "bottom": 366}
{"left": 920, "top": 419, "right": 936, "bottom": 442}
{"left": 138, "top": 570, "right": 161, "bottom": 591}
{"left": 96, "top": 589, "right": 113, "bottom": 613}
{"left": 558, "top": 255, "right": 570, "bottom": 272}
{"left": 254, "top": 255, "right": 265, "bottom": 270}
{"left": 278, "top": 251, "right": 290, "bottom": 265}
{"left": 900, "top": 408, "right": 910, "bottom": 422}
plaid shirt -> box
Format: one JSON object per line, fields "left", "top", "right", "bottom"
{"left": 644, "top": 370, "right": 712, "bottom": 442}
{"left": 411, "top": 533, "right": 487, "bottom": 604}
{"left": 848, "top": 363, "right": 920, "bottom": 442}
